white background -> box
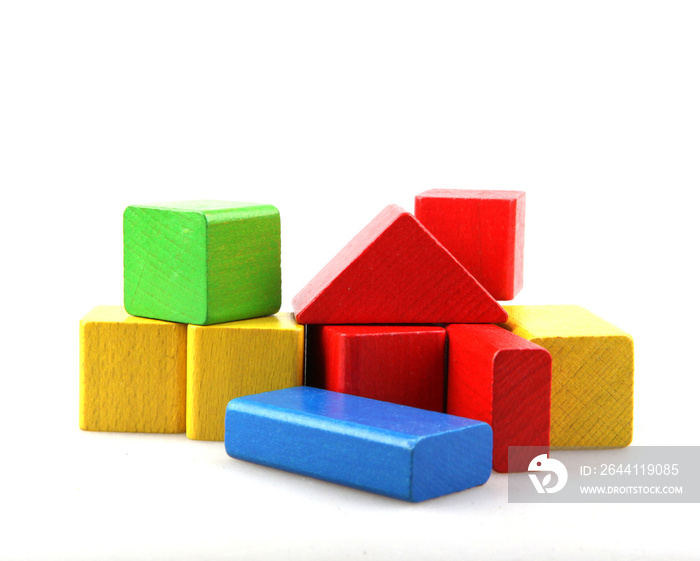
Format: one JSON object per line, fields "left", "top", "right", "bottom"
{"left": 1, "top": 2, "right": 699, "bottom": 559}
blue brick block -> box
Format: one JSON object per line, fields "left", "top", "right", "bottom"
{"left": 225, "top": 387, "right": 493, "bottom": 502}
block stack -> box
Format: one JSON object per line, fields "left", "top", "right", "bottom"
{"left": 79, "top": 191, "right": 634, "bottom": 502}
{"left": 80, "top": 201, "right": 304, "bottom": 442}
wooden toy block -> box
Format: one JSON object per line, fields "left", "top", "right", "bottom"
{"left": 415, "top": 189, "right": 525, "bottom": 300}
{"left": 225, "top": 387, "right": 492, "bottom": 502}
{"left": 307, "top": 325, "right": 445, "bottom": 412}
{"left": 292, "top": 205, "right": 507, "bottom": 324}
{"left": 186, "top": 313, "right": 304, "bottom": 441}
{"left": 501, "top": 305, "right": 634, "bottom": 448}
{"left": 446, "top": 324, "right": 551, "bottom": 472}
{"left": 79, "top": 306, "right": 187, "bottom": 433}
{"left": 124, "top": 200, "right": 281, "bottom": 325}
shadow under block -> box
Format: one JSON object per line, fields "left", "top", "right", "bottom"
{"left": 187, "top": 313, "right": 304, "bottom": 441}
{"left": 307, "top": 325, "right": 445, "bottom": 412}
{"left": 446, "top": 324, "right": 551, "bottom": 472}
{"left": 292, "top": 205, "right": 507, "bottom": 324}
{"left": 79, "top": 306, "right": 187, "bottom": 433}
{"left": 124, "top": 200, "right": 281, "bottom": 325}
{"left": 415, "top": 189, "right": 525, "bottom": 301}
{"left": 501, "top": 305, "right": 634, "bottom": 448}
{"left": 225, "top": 387, "right": 492, "bottom": 502}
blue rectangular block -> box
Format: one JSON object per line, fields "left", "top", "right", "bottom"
{"left": 225, "top": 387, "right": 493, "bottom": 502}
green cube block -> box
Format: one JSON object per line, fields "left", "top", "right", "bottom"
{"left": 124, "top": 200, "right": 281, "bottom": 325}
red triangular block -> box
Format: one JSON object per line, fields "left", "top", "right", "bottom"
{"left": 292, "top": 205, "right": 508, "bottom": 324}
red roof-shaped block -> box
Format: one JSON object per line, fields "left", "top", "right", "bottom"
{"left": 292, "top": 205, "right": 507, "bottom": 324}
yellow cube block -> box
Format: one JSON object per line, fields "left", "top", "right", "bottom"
{"left": 501, "top": 305, "right": 634, "bottom": 448}
{"left": 79, "top": 306, "right": 187, "bottom": 433}
{"left": 187, "top": 313, "right": 305, "bottom": 441}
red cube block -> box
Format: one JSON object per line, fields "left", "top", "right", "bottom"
{"left": 414, "top": 189, "right": 525, "bottom": 301}
{"left": 307, "top": 325, "right": 446, "bottom": 412}
{"left": 447, "top": 324, "right": 551, "bottom": 472}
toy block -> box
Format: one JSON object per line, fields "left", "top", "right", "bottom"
{"left": 292, "top": 205, "right": 507, "bottom": 324}
{"left": 79, "top": 306, "right": 187, "bottom": 433}
{"left": 446, "top": 324, "right": 551, "bottom": 472}
{"left": 124, "top": 200, "right": 281, "bottom": 325}
{"left": 225, "top": 387, "right": 492, "bottom": 502}
{"left": 186, "top": 313, "right": 304, "bottom": 441}
{"left": 307, "top": 325, "right": 445, "bottom": 412}
{"left": 501, "top": 305, "right": 634, "bottom": 448}
{"left": 415, "top": 189, "right": 525, "bottom": 300}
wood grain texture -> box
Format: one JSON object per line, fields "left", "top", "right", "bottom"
{"left": 124, "top": 200, "right": 281, "bottom": 325}
{"left": 500, "top": 305, "right": 634, "bottom": 448}
{"left": 307, "top": 325, "right": 445, "bottom": 412}
{"left": 415, "top": 189, "right": 525, "bottom": 301}
{"left": 186, "top": 313, "right": 304, "bottom": 441}
{"left": 446, "top": 324, "right": 551, "bottom": 472}
{"left": 292, "top": 205, "right": 507, "bottom": 324}
{"left": 225, "top": 387, "right": 493, "bottom": 502}
{"left": 79, "top": 305, "right": 187, "bottom": 433}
